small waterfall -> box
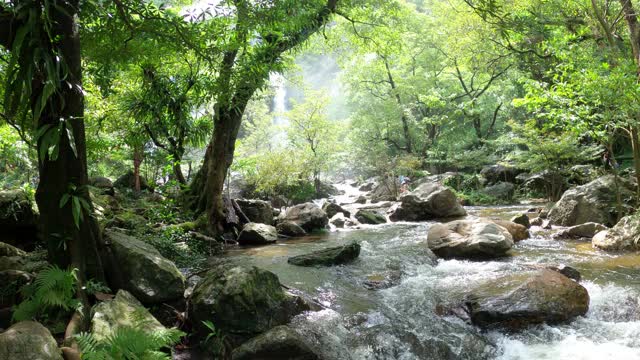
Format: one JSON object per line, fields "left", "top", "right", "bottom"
{"left": 269, "top": 73, "right": 289, "bottom": 147}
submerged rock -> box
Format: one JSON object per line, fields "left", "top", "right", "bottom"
{"left": 0, "top": 321, "right": 62, "bottom": 360}
{"left": 547, "top": 175, "right": 635, "bottom": 227}
{"left": 553, "top": 222, "right": 608, "bottom": 240}
{"left": 592, "top": 215, "right": 640, "bottom": 251}
{"left": 276, "top": 221, "right": 307, "bottom": 237}
{"left": 288, "top": 243, "right": 361, "bottom": 267}
{"left": 492, "top": 220, "right": 530, "bottom": 242}
{"left": 91, "top": 290, "right": 166, "bottom": 341}
{"left": 322, "top": 202, "right": 351, "bottom": 219}
{"left": 231, "top": 325, "right": 320, "bottom": 360}
{"left": 189, "top": 264, "right": 309, "bottom": 345}
{"left": 355, "top": 209, "right": 387, "bottom": 225}
{"left": 427, "top": 219, "right": 514, "bottom": 259}
{"left": 236, "top": 199, "right": 274, "bottom": 225}
{"left": 466, "top": 269, "right": 589, "bottom": 330}
{"left": 389, "top": 182, "right": 466, "bottom": 222}
{"left": 237, "top": 223, "right": 278, "bottom": 245}
{"left": 281, "top": 203, "right": 328, "bottom": 232}
{"left": 103, "top": 230, "right": 185, "bottom": 303}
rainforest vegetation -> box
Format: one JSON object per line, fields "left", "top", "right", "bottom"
{"left": 2, "top": 0, "right": 640, "bottom": 359}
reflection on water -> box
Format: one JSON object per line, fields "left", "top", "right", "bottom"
{"left": 223, "top": 204, "right": 640, "bottom": 360}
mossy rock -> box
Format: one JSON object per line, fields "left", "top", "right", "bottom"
{"left": 105, "top": 211, "right": 148, "bottom": 231}
{"left": 189, "top": 264, "right": 309, "bottom": 346}
{"left": 288, "top": 242, "right": 361, "bottom": 267}
{"left": 103, "top": 230, "right": 185, "bottom": 304}
{"left": 355, "top": 210, "right": 386, "bottom": 225}
{"left": 91, "top": 290, "right": 166, "bottom": 342}
{"left": 0, "top": 321, "right": 63, "bottom": 360}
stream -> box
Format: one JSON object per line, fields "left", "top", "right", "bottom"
{"left": 224, "top": 185, "right": 640, "bottom": 359}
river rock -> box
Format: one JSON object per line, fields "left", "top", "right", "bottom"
{"left": 113, "top": 171, "right": 153, "bottom": 192}
{"left": 481, "top": 182, "right": 515, "bottom": 201}
{"left": 359, "top": 181, "right": 376, "bottom": 192}
{"left": 236, "top": 199, "right": 274, "bottom": 225}
{"left": 547, "top": 265, "right": 582, "bottom": 282}
{"left": 103, "top": 230, "right": 185, "bottom": 303}
{"left": 281, "top": 203, "right": 328, "bottom": 232}
{"left": 355, "top": 209, "right": 387, "bottom": 225}
{"left": 288, "top": 242, "right": 361, "bottom": 267}
{"left": 189, "top": 264, "right": 309, "bottom": 345}
{"left": 237, "top": 223, "right": 278, "bottom": 245}
{"left": 330, "top": 213, "right": 347, "bottom": 228}
{"left": 91, "top": 290, "right": 166, "bottom": 341}
{"left": 592, "top": 215, "right": 640, "bottom": 251}
{"left": 547, "top": 175, "right": 635, "bottom": 227}
{"left": 553, "top": 222, "right": 608, "bottom": 240}
{"left": 427, "top": 219, "right": 514, "bottom": 259}
{"left": 466, "top": 269, "right": 589, "bottom": 330}
{"left": 322, "top": 202, "right": 351, "bottom": 219}
{"left": 231, "top": 325, "right": 319, "bottom": 360}
{"left": 369, "top": 180, "right": 399, "bottom": 202}
{"left": 530, "top": 217, "right": 543, "bottom": 226}
{"left": 363, "top": 271, "right": 402, "bottom": 290}
{"left": 389, "top": 182, "right": 466, "bottom": 222}
{"left": 0, "top": 321, "right": 62, "bottom": 360}
{"left": 276, "top": 221, "right": 306, "bottom": 237}
{"left": 89, "top": 176, "right": 115, "bottom": 196}
{"left": 511, "top": 214, "right": 531, "bottom": 228}
{"left": 492, "top": 220, "right": 530, "bottom": 242}
{"left": 355, "top": 195, "right": 367, "bottom": 204}
{"left": 480, "top": 164, "right": 522, "bottom": 185}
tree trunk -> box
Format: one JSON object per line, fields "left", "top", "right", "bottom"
{"left": 383, "top": 57, "right": 413, "bottom": 153}
{"left": 133, "top": 146, "right": 143, "bottom": 192}
{"left": 173, "top": 162, "right": 186, "bottom": 185}
{"left": 191, "top": 108, "right": 246, "bottom": 234}
{"left": 30, "top": 1, "right": 104, "bottom": 326}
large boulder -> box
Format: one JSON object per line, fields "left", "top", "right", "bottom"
{"left": 481, "top": 182, "right": 515, "bottom": 201}
{"left": 288, "top": 243, "right": 361, "bottom": 267}
{"left": 276, "top": 221, "right": 306, "bottom": 237}
{"left": 281, "top": 203, "right": 328, "bottom": 232}
{"left": 369, "top": 180, "right": 399, "bottom": 202}
{"left": 236, "top": 199, "right": 274, "bottom": 225}
{"left": 113, "top": 171, "right": 153, "bottom": 192}
{"left": 547, "top": 175, "right": 635, "bottom": 227}
{"left": 231, "top": 325, "right": 319, "bottom": 360}
{"left": 103, "top": 230, "right": 185, "bottom": 303}
{"left": 592, "top": 215, "right": 640, "bottom": 251}
{"left": 520, "top": 171, "right": 567, "bottom": 198}
{"left": 89, "top": 176, "right": 115, "bottom": 196}
{"left": 553, "top": 222, "right": 608, "bottom": 240}
{"left": 189, "top": 264, "right": 309, "bottom": 345}
{"left": 91, "top": 290, "right": 166, "bottom": 341}
{"left": 322, "top": 202, "right": 350, "bottom": 219}
{"left": 427, "top": 219, "right": 514, "bottom": 259}
{"left": 237, "top": 223, "right": 278, "bottom": 245}
{"left": 0, "top": 321, "right": 62, "bottom": 360}
{"left": 465, "top": 269, "right": 589, "bottom": 330}
{"left": 492, "top": 220, "right": 530, "bottom": 242}
{"left": 355, "top": 209, "right": 386, "bottom": 225}
{"left": 389, "top": 182, "right": 466, "bottom": 222}
{"left": 480, "top": 164, "right": 522, "bottom": 185}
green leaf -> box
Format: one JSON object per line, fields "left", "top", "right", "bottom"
{"left": 59, "top": 193, "right": 71, "bottom": 208}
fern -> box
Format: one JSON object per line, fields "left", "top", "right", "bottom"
{"left": 76, "top": 325, "right": 185, "bottom": 360}
{"left": 12, "top": 265, "right": 80, "bottom": 322}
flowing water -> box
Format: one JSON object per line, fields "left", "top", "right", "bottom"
{"left": 224, "top": 185, "right": 640, "bottom": 359}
